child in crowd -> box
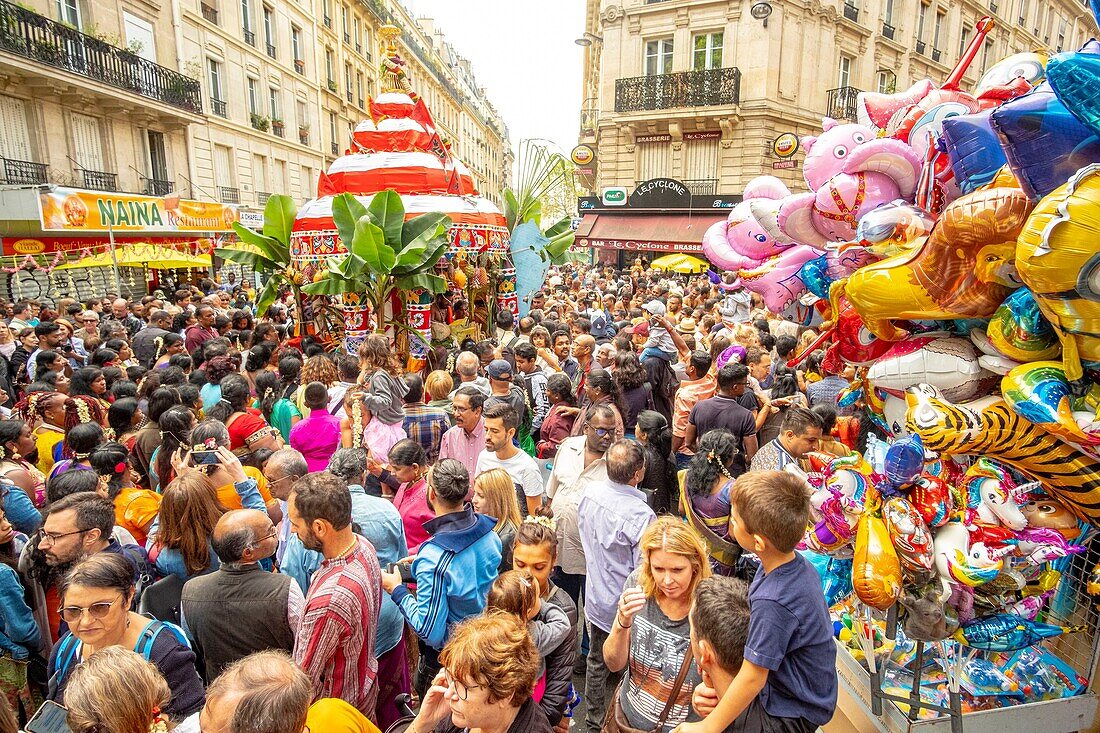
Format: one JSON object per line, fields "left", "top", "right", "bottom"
{"left": 487, "top": 569, "right": 571, "bottom": 705}
{"left": 674, "top": 470, "right": 836, "bottom": 733}
{"left": 639, "top": 300, "right": 678, "bottom": 363}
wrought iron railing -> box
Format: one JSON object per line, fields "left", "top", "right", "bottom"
{"left": 272, "top": 121, "right": 285, "bottom": 137}
{"left": 882, "top": 22, "right": 895, "bottom": 39}
{"left": 843, "top": 3, "right": 859, "bottom": 22}
{"left": 0, "top": 0, "right": 203, "bottom": 114}
{"left": 242, "top": 28, "right": 255, "bottom": 45}
{"left": 200, "top": 3, "right": 218, "bottom": 24}
{"left": 143, "top": 177, "right": 172, "bottom": 195}
{"left": 330, "top": 141, "right": 339, "bottom": 155}
{"left": 265, "top": 42, "right": 275, "bottom": 58}
{"left": 2, "top": 157, "right": 47, "bottom": 184}
{"left": 257, "top": 191, "right": 271, "bottom": 206}
{"left": 211, "top": 98, "right": 227, "bottom": 117}
{"left": 683, "top": 178, "right": 717, "bottom": 195}
{"left": 614, "top": 67, "right": 740, "bottom": 113}
{"left": 931, "top": 47, "right": 942, "bottom": 62}
{"left": 219, "top": 186, "right": 239, "bottom": 204}
{"left": 294, "top": 58, "right": 304, "bottom": 73}
{"left": 82, "top": 169, "right": 118, "bottom": 191}
{"left": 826, "top": 85, "right": 861, "bottom": 120}
{"left": 915, "top": 40, "right": 927, "bottom": 55}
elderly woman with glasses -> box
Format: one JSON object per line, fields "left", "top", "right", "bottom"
{"left": 46, "top": 553, "right": 204, "bottom": 720}
{"left": 406, "top": 613, "right": 553, "bottom": 733}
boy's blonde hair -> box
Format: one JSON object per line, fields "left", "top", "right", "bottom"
{"left": 730, "top": 470, "right": 811, "bottom": 553}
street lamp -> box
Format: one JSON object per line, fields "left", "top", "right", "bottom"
{"left": 750, "top": 2, "right": 773, "bottom": 27}
{"left": 575, "top": 32, "right": 603, "bottom": 47}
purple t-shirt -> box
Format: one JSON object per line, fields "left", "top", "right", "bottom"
{"left": 289, "top": 411, "right": 342, "bottom": 472}
{"left": 745, "top": 553, "right": 837, "bottom": 725}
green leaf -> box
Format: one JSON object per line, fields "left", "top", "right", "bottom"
{"left": 331, "top": 193, "right": 368, "bottom": 252}
{"left": 392, "top": 219, "right": 449, "bottom": 274}
{"left": 215, "top": 246, "right": 277, "bottom": 273}
{"left": 503, "top": 189, "right": 520, "bottom": 233}
{"left": 255, "top": 277, "right": 281, "bottom": 318}
{"left": 303, "top": 272, "right": 358, "bottom": 296}
{"left": 262, "top": 194, "right": 297, "bottom": 248}
{"left": 396, "top": 272, "right": 447, "bottom": 293}
{"left": 351, "top": 216, "right": 396, "bottom": 274}
{"left": 400, "top": 212, "right": 450, "bottom": 249}
{"left": 543, "top": 216, "right": 573, "bottom": 239}
{"left": 366, "top": 189, "right": 405, "bottom": 251}
{"left": 546, "top": 232, "right": 575, "bottom": 263}
{"left": 230, "top": 222, "right": 284, "bottom": 261}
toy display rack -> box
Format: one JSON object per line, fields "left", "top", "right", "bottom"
{"left": 834, "top": 533, "right": 1100, "bottom": 733}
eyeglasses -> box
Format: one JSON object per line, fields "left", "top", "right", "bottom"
{"left": 266, "top": 474, "right": 295, "bottom": 487}
{"left": 585, "top": 424, "right": 612, "bottom": 438}
{"left": 443, "top": 670, "right": 483, "bottom": 700}
{"left": 251, "top": 527, "right": 279, "bottom": 546}
{"left": 59, "top": 594, "right": 124, "bottom": 623}
{"left": 39, "top": 528, "right": 88, "bottom": 545}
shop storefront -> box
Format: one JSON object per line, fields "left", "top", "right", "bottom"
{"left": 0, "top": 186, "right": 261, "bottom": 303}
{"left": 574, "top": 177, "right": 740, "bottom": 269}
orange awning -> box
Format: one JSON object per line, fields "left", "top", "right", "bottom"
{"left": 575, "top": 213, "right": 724, "bottom": 254}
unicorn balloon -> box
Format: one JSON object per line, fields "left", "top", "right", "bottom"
{"left": 959, "top": 458, "right": 1029, "bottom": 531}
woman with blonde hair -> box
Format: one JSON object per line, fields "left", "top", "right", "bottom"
{"left": 64, "top": 646, "right": 180, "bottom": 733}
{"left": 295, "top": 354, "right": 339, "bottom": 412}
{"left": 425, "top": 369, "right": 455, "bottom": 419}
{"left": 472, "top": 468, "right": 522, "bottom": 572}
{"left": 603, "top": 516, "right": 711, "bottom": 731}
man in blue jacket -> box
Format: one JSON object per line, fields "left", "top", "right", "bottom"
{"left": 381, "top": 458, "right": 501, "bottom": 697}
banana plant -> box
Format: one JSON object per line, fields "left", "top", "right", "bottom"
{"left": 503, "top": 139, "right": 576, "bottom": 264}
{"left": 216, "top": 194, "right": 301, "bottom": 326}
{"left": 302, "top": 190, "right": 451, "bottom": 334}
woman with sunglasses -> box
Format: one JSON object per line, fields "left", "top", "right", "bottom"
{"left": 46, "top": 553, "right": 204, "bottom": 719}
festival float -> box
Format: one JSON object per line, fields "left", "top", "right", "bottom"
{"left": 223, "top": 25, "right": 515, "bottom": 365}
{"left": 701, "top": 13, "right": 1100, "bottom": 732}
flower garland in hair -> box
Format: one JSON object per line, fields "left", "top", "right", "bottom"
{"left": 149, "top": 707, "right": 169, "bottom": 733}
{"left": 523, "top": 514, "right": 556, "bottom": 531}
{"left": 351, "top": 400, "right": 364, "bottom": 448}
{"left": 707, "top": 449, "right": 735, "bottom": 481}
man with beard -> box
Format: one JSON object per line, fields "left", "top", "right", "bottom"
{"left": 19, "top": 492, "right": 145, "bottom": 646}
{"left": 289, "top": 472, "right": 382, "bottom": 720}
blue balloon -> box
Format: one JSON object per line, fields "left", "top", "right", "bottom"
{"left": 942, "top": 110, "right": 1007, "bottom": 194}
{"left": 991, "top": 41, "right": 1100, "bottom": 200}
{"left": 799, "top": 255, "right": 831, "bottom": 301}
{"left": 1049, "top": 49, "right": 1100, "bottom": 137}
{"left": 883, "top": 434, "right": 925, "bottom": 492}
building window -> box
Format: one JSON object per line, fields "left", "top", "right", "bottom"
{"left": 248, "top": 78, "right": 260, "bottom": 115}
{"left": 208, "top": 58, "right": 223, "bottom": 100}
{"left": 56, "top": 0, "right": 79, "bottom": 27}
{"left": 354, "top": 17, "right": 361, "bottom": 49}
{"left": 147, "top": 130, "right": 168, "bottom": 182}
{"left": 1018, "top": 0, "right": 1028, "bottom": 24}
{"left": 214, "top": 144, "right": 233, "bottom": 188}
{"left": 644, "top": 38, "right": 673, "bottom": 76}
{"left": 916, "top": 2, "right": 928, "bottom": 42}
{"left": 71, "top": 113, "right": 105, "bottom": 172}
{"left": 637, "top": 138, "right": 670, "bottom": 180}
{"left": 959, "top": 24, "right": 971, "bottom": 58}
{"left": 683, "top": 136, "right": 719, "bottom": 186}
{"left": 884, "top": 0, "right": 894, "bottom": 24}
{"left": 328, "top": 111, "right": 337, "bottom": 145}
{"left": 1057, "top": 18, "right": 1066, "bottom": 50}
{"left": 837, "top": 55, "right": 852, "bottom": 87}
{"left": 875, "top": 70, "right": 895, "bottom": 93}
{"left": 325, "top": 48, "right": 334, "bottom": 82}
{"left": 933, "top": 10, "right": 945, "bottom": 50}
{"left": 292, "top": 26, "right": 302, "bottom": 60}
{"left": 0, "top": 95, "right": 33, "bottom": 161}
{"left": 269, "top": 87, "right": 279, "bottom": 119}
{"left": 241, "top": 0, "right": 251, "bottom": 32}
{"left": 980, "top": 38, "right": 994, "bottom": 74}
{"left": 356, "top": 71, "right": 363, "bottom": 103}
{"left": 262, "top": 6, "right": 273, "bottom": 49}
{"left": 344, "top": 63, "right": 352, "bottom": 92}
{"left": 692, "top": 32, "right": 723, "bottom": 71}
{"left": 296, "top": 99, "right": 307, "bottom": 129}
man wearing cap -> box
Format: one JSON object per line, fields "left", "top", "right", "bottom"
{"left": 484, "top": 359, "right": 528, "bottom": 434}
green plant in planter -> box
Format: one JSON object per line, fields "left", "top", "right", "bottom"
{"left": 250, "top": 113, "right": 270, "bottom": 131}
{"left": 302, "top": 190, "right": 450, "bottom": 336}
{"left": 216, "top": 193, "right": 302, "bottom": 324}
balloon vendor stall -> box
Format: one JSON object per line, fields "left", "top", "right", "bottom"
{"left": 277, "top": 25, "right": 513, "bottom": 362}
{"left": 702, "top": 13, "right": 1100, "bottom": 732}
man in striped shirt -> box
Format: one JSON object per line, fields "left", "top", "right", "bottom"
{"left": 290, "top": 471, "right": 383, "bottom": 721}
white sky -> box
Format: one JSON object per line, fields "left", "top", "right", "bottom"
{"left": 401, "top": 0, "right": 586, "bottom": 157}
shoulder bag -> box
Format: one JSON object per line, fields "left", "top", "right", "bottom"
{"left": 602, "top": 645, "right": 694, "bottom": 733}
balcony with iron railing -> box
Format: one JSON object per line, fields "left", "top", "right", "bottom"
{"left": 881, "top": 22, "right": 895, "bottom": 39}
{"left": 211, "top": 98, "right": 227, "bottom": 117}
{"left": 842, "top": 3, "right": 859, "bottom": 22}
{"left": 931, "top": 47, "right": 942, "bottom": 62}
{"left": 330, "top": 142, "right": 339, "bottom": 155}
{"left": 257, "top": 191, "right": 271, "bottom": 206}
{"left": 242, "top": 28, "right": 255, "bottom": 45}
{"left": 82, "top": 169, "right": 118, "bottom": 191}
{"left": 682, "top": 178, "right": 717, "bottom": 195}
{"left": 0, "top": 0, "right": 203, "bottom": 116}
{"left": 142, "top": 177, "right": 173, "bottom": 196}
{"left": 266, "top": 43, "right": 275, "bottom": 58}
{"left": 614, "top": 67, "right": 740, "bottom": 113}
{"left": 826, "top": 86, "right": 861, "bottom": 120}
{"left": 219, "top": 186, "right": 239, "bottom": 204}
{"left": 200, "top": 3, "right": 218, "bottom": 24}
{"left": 299, "top": 128, "right": 309, "bottom": 145}
{"left": 915, "top": 40, "right": 927, "bottom": 55}
{"left": 2, "top": 157, "right": 47, "bottom": 184}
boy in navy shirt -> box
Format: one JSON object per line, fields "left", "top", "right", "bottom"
{"left": 675, "top": 470, "right": 837, "bottom": 733}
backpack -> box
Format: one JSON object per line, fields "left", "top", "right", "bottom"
{"left": 49, "top": 618, "right": 190, "bottom": 697}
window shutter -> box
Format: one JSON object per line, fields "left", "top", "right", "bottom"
{"left": 0, "top": 95, "right": 32, "bottom": 161}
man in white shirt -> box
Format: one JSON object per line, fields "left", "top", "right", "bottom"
{"left": 475, "top": 402, "right": 543, "bottom": 515}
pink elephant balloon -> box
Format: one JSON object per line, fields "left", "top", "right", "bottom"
{"left": 777, "top": 119, "right": 923, "bottom": 247}
{"left": 736, "top": 244, "right": 825, "bottom": 315}
{"left": 701, "top": 175, "right": 793, "bottom": 275}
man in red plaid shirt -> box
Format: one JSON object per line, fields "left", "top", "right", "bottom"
{"left": 289, "top": 471, "right": 383, "bottom": 720}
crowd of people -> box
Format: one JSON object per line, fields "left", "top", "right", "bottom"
{"left": 0, "top": 260, "right": 854, "bottom": 733}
